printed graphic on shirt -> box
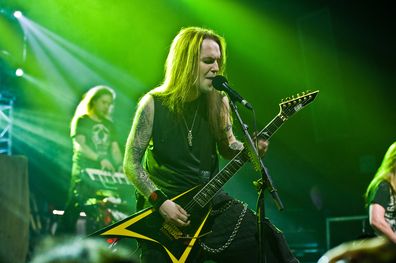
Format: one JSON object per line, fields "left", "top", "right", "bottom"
{"left": 91, "top": 123, "right": 111, "bottom": 157}
{"left": 385, "top": 190, "right": 396, "bottom": 232}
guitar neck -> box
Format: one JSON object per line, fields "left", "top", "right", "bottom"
{"left": 192, "top": 113, "right": 286, "bottom": 208}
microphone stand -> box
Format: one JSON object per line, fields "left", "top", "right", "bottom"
{"left": 228, "top": 99, "right": 284, "bottom": 263}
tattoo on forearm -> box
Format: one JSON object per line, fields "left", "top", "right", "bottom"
{"left": 124, "top": 99, "right": 158, "bottom": 198}
{"left": 229, "top": 141, "right": 244, "bottom": 151}
{"left": 224, "top": 124, "right": 232, "bottom": 132}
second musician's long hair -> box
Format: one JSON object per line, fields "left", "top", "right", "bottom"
{"left": 365, "top": 141, "right": 396, "bottom": 206}
{"left": 70, "top": 85, "right": 115, "bottom": 136}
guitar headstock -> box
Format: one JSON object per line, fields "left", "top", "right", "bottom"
{"left": 279, "top": 90, "right": 319, "bottom": 118}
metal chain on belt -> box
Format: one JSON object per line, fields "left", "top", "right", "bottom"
{"left": 199, "top": 202, "right": 248, "bottom": 254}
{"left": 209, "top": 199, "right": 241, "bottom": 216}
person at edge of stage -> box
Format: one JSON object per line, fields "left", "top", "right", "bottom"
{"left": 123, "top": 27, "right": 299, "bottom": 263}
{"left": 59, "top": 85, "right": 123, "bottom": 235}
{"left": 365, "top": 141, "right": 396, "bottom": 243}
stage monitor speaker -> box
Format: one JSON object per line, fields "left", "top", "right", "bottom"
{"left": 326, "top": 215, "right": 371, "bottom": 250}
{"left": 0, "top": 154, "right": 29, "bottom": 263}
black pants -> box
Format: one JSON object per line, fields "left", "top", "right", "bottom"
{"left": 139, "top": 194, "right": 298, "bottom": 263}
{"left": 57, "top": 181, "right": 102, "bottom": 235}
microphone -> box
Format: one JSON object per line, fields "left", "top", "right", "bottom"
{"left": 212, "top": 75, "right": 253, "bottom": 110}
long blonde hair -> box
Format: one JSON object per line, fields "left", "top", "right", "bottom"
{"left": 70, "top": 85, "right": 115, "bottom": 136}
{"left": 152, "top": 27, "right": 228, "bottom": 140}
{"left": 365, "top": 142, "right": 396, "bottom": 206}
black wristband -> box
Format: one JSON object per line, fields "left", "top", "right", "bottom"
{"left": 149, "top": 190, "right": 168, "bottom": 210}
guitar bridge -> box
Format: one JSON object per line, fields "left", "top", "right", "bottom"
{"left": 178, "top": 231, "right": 212, "bottom": 240}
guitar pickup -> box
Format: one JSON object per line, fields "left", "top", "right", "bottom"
{"left": 161, "top": 223, "right": 184, "bottom": 240}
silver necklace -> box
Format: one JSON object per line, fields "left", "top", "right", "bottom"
{"left": 182, "top": 103, "right": 200, "bottom": 147}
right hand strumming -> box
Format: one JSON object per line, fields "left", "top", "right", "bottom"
{"left": 159, "top": 200, "right": 190, "bottom": 227}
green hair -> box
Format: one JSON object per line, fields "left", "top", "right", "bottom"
{"left": 365, "top": 142, "right": 396, "bottom": 207}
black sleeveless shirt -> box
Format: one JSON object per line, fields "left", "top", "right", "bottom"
{"left": 143, "top": 95, "right": 219, "bottom": 197}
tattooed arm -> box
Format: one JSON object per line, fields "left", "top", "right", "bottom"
{"left": 124, "top": 94, "right": 190, "bottom": 227}
{"left": 123, "top": 94, "right": 157, "bottom": 198}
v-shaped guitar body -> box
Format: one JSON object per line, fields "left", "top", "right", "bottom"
{"left": 92, "top": 186, "right": 211, "bottom": 263}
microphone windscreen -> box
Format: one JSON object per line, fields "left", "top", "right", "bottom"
{"left": 212, "top": 75, "right": 228, "bottom": 91}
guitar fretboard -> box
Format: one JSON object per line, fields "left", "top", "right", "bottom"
{"left": 192, "top": 114, "right": 286, "bottom": 208}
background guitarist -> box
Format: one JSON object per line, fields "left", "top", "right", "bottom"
{"left": 124, "top": 27, "right": 298, "bottom": 263}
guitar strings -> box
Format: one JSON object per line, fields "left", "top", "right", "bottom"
{"left": 182, "top": 102, "right": 297, "bottom": 213}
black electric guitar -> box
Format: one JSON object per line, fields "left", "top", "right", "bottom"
{"left": 91, "top": 90, "right": 319, "bottom": 262}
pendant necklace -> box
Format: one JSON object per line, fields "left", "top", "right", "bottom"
{"left": 182, "top": 102, "right": 200, "bottom": 147}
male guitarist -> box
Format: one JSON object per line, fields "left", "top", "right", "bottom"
{"left": 124, "top": 27, "right": 298, "bottom": 263}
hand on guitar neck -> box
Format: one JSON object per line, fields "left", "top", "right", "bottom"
{"left": 159, "top": 200, "right": 191, "bottom": 227}
{"left": 257, "top": 138, "right": 269, "bottom": 156}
